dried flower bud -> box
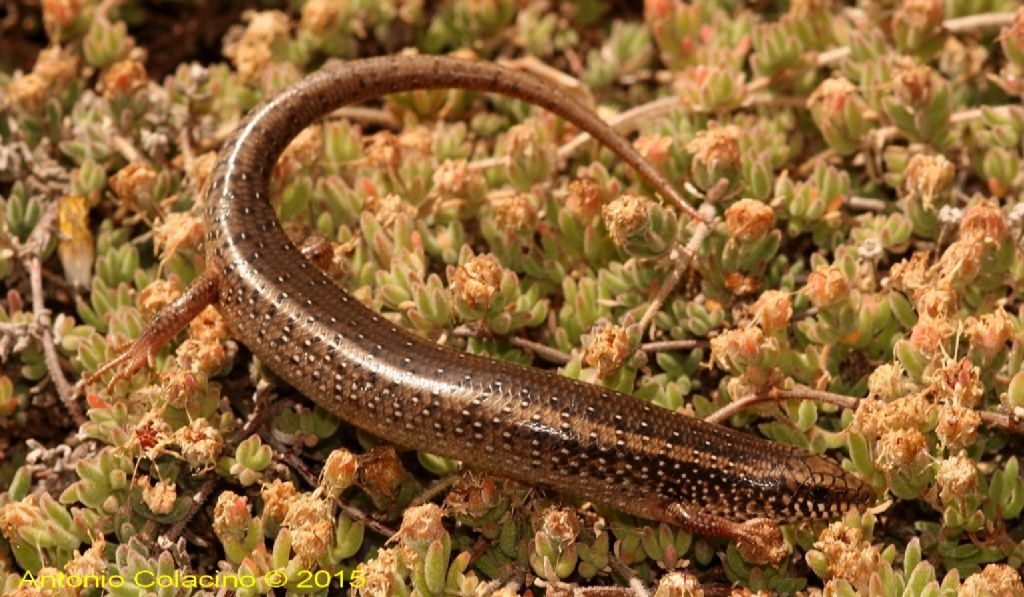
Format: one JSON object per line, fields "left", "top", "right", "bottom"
{"left": 433, "top": 159, "right": 482, "bottom": 198}
{"left": 849, "top": 391, "right": 932, "bottom": 440}
{"left": 724, "top": 272, "right": 759, "bottom": 296}
{"left": 960, "top": 564, "right": 1024, "bottom": 596}
{"left": 892, "top": 62, "right": 936, "bottom": 105}
{"left": 807, "top": 77, "right": 869, "bottom": 155}
{"left": 0, "top": 499, "right": 45, "bottom": 544}
{"left": 174, "top": 418, "right": 223, "bottom": 472}
{"left": 959, "top": 199, "right": 1006, "bottom": 244}
{"left": 283, "top": 494, "right": 334, "bottom": 565}
{"left": 357, "top": 547, "right": 403, "bottom": 597}
{"left": 966, "top": 310, "right": 1014, "bottom": 361}
{"left": 932, "top": 357, "right": 982, "bottom": 408}
{"left": 99, "top": 59, "right": 148, "bottom": 100}
{"left": 583, "top": 322, "right": 632, "bottom": 377}
{"left": 934, "top": 454, "right": 977, "bottom": 503}
{"left": 153, "top": 212, "right": 204, "bottom": 264}
{"left": 540, "top": 507, "right": 580, "bottom": 545}
{"left": 634, "top": 133, "right": 674, "bottom": 169}
{"left": 801, "top": 265, "right": 849, "bottom": 309}
{"left": 491, "top": 192, "right": 539, "bottom": 233}
{"left": 398, "top": 503, "right": 446, "bottom": 551}
{"left": 321, "top": 448, "right": 359, "bottom": 496}
{"left": 909, "top": 318, "right": 954, "bottom": 354}
{"left": 157, "top": 368, "right": 201, "bottom": 411}
{"left": 42, "top": 0, "right": 86, "bottom": 38}
{"left": 449, "top": 253, "right": 505, "bottom": 310}
{"left": 566, "top": 178, "right": 606, "bottom": 219}
{"left": 867, "top": 363, "right": 906, "bottom": 401}
{"left": 366, "top": 131, "right": 403, "bottom": 170}
{"left": 190, "top": 305, "right": 229, "bottom": 344}
{"left": 64, "top": 539, "right": 107, "bottom": 582}
{"left": 750, "top": 290, "right": 792, "bottom": 335}
{"left": 914, "top": 288, "right": 957, "bottom": 321}
{"left": 653, "top": 571, "right": 704, "bottom": 597}
{"left": 725, "top": 199, "right": 775, "bottom": 242}
{"left": 5, "top": 47, "right": 80, "bottom": 114}
{"left": 685, "top": 125, "right": 741, "bottom": 196}
{"left": 445, "top": 476, "right": 503, "bottom": 518}
{"left": 603, "top": 192, "right": 651, "bottom": 244}
{"left": 260, "top": 479, "right": 299, "bottom": 524}
{"left": 935, "top": 404, "right": 980, "bottom": 449}
{"left": 365, "top": 193, "right": 416, "bottom": 228}
{"left": 875, "top": 428, "right": 928, "bottom": 473}
{"left": 301, "top": 0, "right": 342, "bottom": 33}
{"left": 710, "top": 325, "right": 772, "bottom": 373}
{"left": 223, "top": 10, "right": 290, "bottom": 82}
{"left": 357, "top": 445, "right": 408, "bottom": 501}
{"left": 934, "top": 239, "right": 982, "bottom": 286}
{"left": 888, "top": 251, "right": 930, "bottom": 295}
{"left": 213, "top": 491, "right": 252, "bottom": 541}
{"left": 139, "top": 475, "right": 177, "bottom": 514}
{"left": 891, "top": 0, "right": 945, "bottom": 55}
{"left": 903, "top": 154, "right": 954, "bottom": 210}
{"left": 602, "top": 192, "right": 676, "bottom": 258}
{"left": 999, "top": 7, "right": 1024, "bottom": 68}
{"left": 813, "top": 521, "right": 879, "bottom": 590}
{"left": 110, "top": 162, "right": 158, "bottom": 213}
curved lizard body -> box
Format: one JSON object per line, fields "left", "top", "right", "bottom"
{"left": 92, "top": 55, "right": 874, "bottom": 549}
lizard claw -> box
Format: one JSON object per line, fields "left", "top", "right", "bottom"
{"left": 84, "top": 331, "right": 162, "bottom": 394}
{"left": 83, "top": 269, "right": 222, "bottom": 395}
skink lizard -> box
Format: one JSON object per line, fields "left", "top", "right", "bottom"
{"left": 89, "top": 55, "right": 874, "bottom": 554}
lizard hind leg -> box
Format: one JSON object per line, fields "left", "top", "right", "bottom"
{"left": 664, "top": 501, "right": 787, "bottom": 565}
{"left": 85, "top": 269, "right": 221, "bottom": 393}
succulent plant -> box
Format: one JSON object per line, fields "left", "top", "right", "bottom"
{"left": 2, "top": 1, "right": 1024, "bottom": 595}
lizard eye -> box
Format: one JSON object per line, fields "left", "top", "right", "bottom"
{"left": 808, "top": 486, "right": 829, "bottom": 503}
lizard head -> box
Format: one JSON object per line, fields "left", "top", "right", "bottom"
{"left": 780, "top": 453, "right": 876, "bottom": 521}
